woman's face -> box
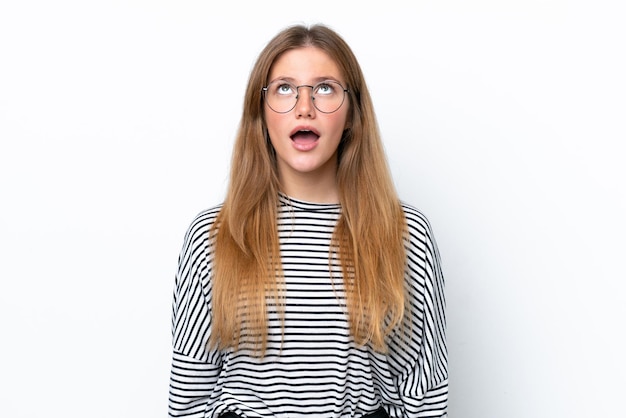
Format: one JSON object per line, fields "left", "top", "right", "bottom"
{"left": 264, "top": 46, "right": 350, "bottom": 189}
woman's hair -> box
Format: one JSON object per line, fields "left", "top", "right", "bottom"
{"left": 211, "top": 23, "right": 407, "bottom": 354}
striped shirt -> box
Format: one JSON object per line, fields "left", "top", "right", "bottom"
{"left": 169, "top": 194, "right": 448, "bottom": 418}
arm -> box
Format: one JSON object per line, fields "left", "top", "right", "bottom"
{"left": 169, "top": 351, "right": 222, "bottom": 417}
{"left": 169, "top": 210, "right": 223, "bottom": 417}
{"left": 388, "top": 207, "right": 448, "bottom": 417}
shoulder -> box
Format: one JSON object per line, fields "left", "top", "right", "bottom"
{"left": 400, "top": 201, "right": 445, "bottom": 286}
{"left": 400, "top": 201, "right": 444, "bottom": 267}
{"left": 185, "top": 203, "right": 223, "bottom": 235}
{"left": 400, "top": 201, "right": 436, "bottom": 242}
{"left": 179, "top": 203, "right": 223, "bottom": 254}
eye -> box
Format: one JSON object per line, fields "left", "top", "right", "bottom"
{"left": 275, "top": 83, "right": 295, "bottom": 95}
{"left": 314, "top": 82, "right": 335, "bottom": 96}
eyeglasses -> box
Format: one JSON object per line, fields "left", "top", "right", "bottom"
{"left": 262, "top": 80, "right": 349, "bottom": 114}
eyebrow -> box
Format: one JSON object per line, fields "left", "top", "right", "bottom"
{"left": 268, "top": 76, "right": 343, "bottom": 85}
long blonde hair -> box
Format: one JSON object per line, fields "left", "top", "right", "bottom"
{"left": 211, "top": 24, "right": 407, "bottom": 354}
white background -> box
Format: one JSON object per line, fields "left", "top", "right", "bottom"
{"left": 1, "top": 1, "right": 624, "bottom": 417}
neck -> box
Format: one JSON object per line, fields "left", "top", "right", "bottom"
{"left": 278, "top": 168, "right": 339, "bottom": 204}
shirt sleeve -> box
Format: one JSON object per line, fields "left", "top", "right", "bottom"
{"left": 386, "top": 207, "right": 448, "bottom": 418}
{"left": 169, "top": 210, "right": 224, "bottom": 417}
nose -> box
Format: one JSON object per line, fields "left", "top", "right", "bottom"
{"left": 295, "top": 85, "right": 315, "bottom": 118}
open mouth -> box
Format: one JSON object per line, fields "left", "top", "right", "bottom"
{"left": 290, "top": 129, "right": 320, "bottom": 146}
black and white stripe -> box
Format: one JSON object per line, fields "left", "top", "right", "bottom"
{"left": 169, "top": 195, "right": 447, "bottom": 418}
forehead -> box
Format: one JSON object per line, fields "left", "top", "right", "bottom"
{"left": 268, "top": 46, "right": 344, "bottom": 83}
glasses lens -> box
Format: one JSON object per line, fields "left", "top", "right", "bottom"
{"left": 264, "top": 80, "right": 347, "bottom": 113}
{"left": 264, "top": 81, "right": 297, "bottom": 113}
{"left": 311, "top": 81, "right": 346, "bottom": 113}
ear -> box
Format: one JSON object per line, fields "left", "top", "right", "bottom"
{"left": 263, "top": 126, "right": 274, "bottom": 148}
{"left": 341, "top": 126, "right": 352, "bottom": 142}
{"left": 343, "top": 116, "right": 352, "bottom": 131}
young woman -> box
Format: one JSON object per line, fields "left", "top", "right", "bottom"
{"left": 169, "top": 24, "right": 447, "bottom": 418}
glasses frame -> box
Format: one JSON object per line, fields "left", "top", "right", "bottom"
{"left": 261, "top": 80, "right": 350, "bottom": 114}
